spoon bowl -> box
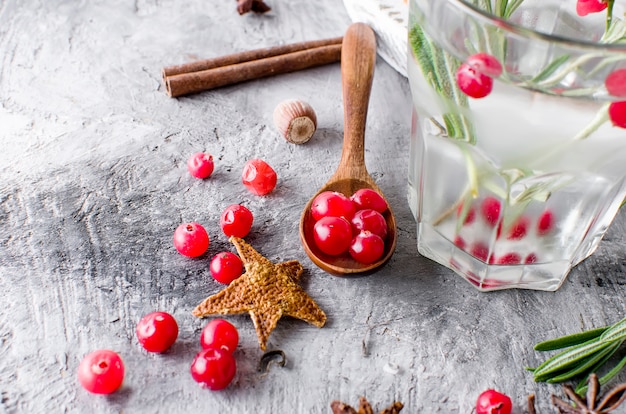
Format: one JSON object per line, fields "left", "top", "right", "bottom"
{"left": 299, "top": 23, "right": 397, "bottom": 276}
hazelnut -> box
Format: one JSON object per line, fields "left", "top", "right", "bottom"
{"left": 273, "top": 99, "right": 317, "bottom": 144}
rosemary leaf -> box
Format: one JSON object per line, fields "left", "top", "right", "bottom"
{"left": 545, "top": 341, "right": 622, "bottom": 383}
{"left": 495, "top": 0, "right": 507, "bottom": 17}
{"left": 504, "top": 0, "right": 524, "bottom": 19}
{"left": 532, "top": 339, "right": 615, "bottom": 380}
{"left": 529, "top": 54, "right": 571, "bottom": 84}
{"left": 574, "top": 104, "right": 610, "bottom": 140}
{"left": 600, "top": 317, "right": 626, "bottom": 343}
{"left": 534, "top": 326, "right": 609, "bottom": 351}
{"left": 575, "top": 352, "right": 626, "bottom": 395}
{"left": 409, "top": 24, "right": 476, "bottom": 143}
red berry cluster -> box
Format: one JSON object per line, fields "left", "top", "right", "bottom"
{"left": 78, "top": 152, "right": 274, "bottom": 396}
{"left": 78, "top": 313, "right": 240, "bottom": 394}
{"left": 310, "top": 189, "right": 389, "bottom": 264}
{"left": 456, "top": 53, "right": 503, "bottom": 99}
{"left": 173, "top": 204, "right": 248, "bottom": 284}
{"left": 186, "top": 152, "right": 277, "bottom": 195}
{"left": 454, "top": 196, "right": 555, "bottom": 265}
{"left": 191, "top": 319, "right": 239, "bottom": 390}
{"left": 175, "top": 153, "right": 280, "bottom": 284}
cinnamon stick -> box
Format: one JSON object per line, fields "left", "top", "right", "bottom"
{"left": 164, "top": 43, "right": 342, "bottom": 97}
{"left": 162, "top": 36, "right": 342, "bottom": 78}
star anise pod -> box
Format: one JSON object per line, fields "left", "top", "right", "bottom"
{"left": 236, "top": 0, "right": 271, "bottom": 15}
{"left": 330, "top": 396, "right": 403, "bottom": 414}
{"left": 551, "top": 374, "right": 626, "bottom": 413}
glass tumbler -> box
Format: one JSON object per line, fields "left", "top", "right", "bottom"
{"left": 407, "top": 0, "right": 626, "bottom": 291}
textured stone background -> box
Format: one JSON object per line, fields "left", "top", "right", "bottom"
{"left": 1, "top": 1, "right": 626, "bottom": 413}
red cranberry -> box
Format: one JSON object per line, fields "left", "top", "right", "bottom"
{"left": 525, "top": 253, "right": 538, "bottom": 264}
{"left": 454, "top": 235, "right": 466, "bottom": 250}
{"left": 350, "top": 188, "right": 388, "bottom": 213}
{"left": 77, "top": 350, "right": 125, "bottom": 395}
{"left": 173, "top": 222, "right": 209, "bottom": 258}
{"left": 476, "top": 389, "right": 512, "bottom": 414}
{"left": 537, "top": 209, "right": 555, "bottom": 235}
{"left": 609, "top": 101, "right": 626, "bottom": 128}
{"left": 187, "top": 152, "right": 214, "bottom": 179}
{"left": 507, "top": 216, "right": 530, "bottom": 240}
{"left": 495, "top": 252, "right": 522, "bottom": 265}
{"left": 242, "top": 158, "right": 277, "bottom": 195}
{"left": 456, "top": 62, "right": 494, "bottom": 99}
{"left": 200, "top": 319, "right": 239, "bottom": 354}
{"left": 313, "top": 216, "right": 353, "bottom": 256}
{"left": 351, "top": 209, "right": 388, "bottom": 239}
{"left": 220, "top": 204, "right": 254, "bottom": 238}
{"left": 466, "top": 53, "right": 503, "bottom": 77}
{"left": 311, "top": 191, "right": 356, "bottom": 221}
{"left": 349, "top": 231, "right": 385, "bottom": 264}
{"left": 470, "top": 242, "right": 490, "bottom": 262}
{"left": 480, "top": 197, "right": 501, "bottom": 227}
{"left": 190, "top": 348, "right": 236, "bottom": 391}
{"left": 606, "top": 69, "right": 626, "bottom": 97}
{"left": 456, "top": 204, "right": 476, "bottom": 226}
{"left": 576, "top": 0, "right": 608, "bottom": 16}
{"left": 136, "top": 312, "right": 179, "bottom": 353}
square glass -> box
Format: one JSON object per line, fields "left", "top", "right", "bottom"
{"left": 407, "top": 0, "right": 626, "bottom": 291}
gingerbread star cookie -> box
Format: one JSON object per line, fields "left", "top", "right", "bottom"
{"left": 192, "top": 236, "right": 327, "bottom": 350}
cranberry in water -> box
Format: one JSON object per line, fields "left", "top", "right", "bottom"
{"left": 537, "top": 209, "right": 555, "bottom": 235}
{"left": 456, "top": 62, "right": 494, "bottom": 99}
{"left": 456, "top": 203, "right": 476, "bottom": 226}
{"left": 609, "top": 101, "right": 626, "bottom": 129}
{"left": 525, "top": 253, "right": 538, "bottom": 264}
{"left": 136, "top": 311, "right": 179, "bottom": 353}
{"left": 480, "top": 197, "right": 502, "bottom": 227}
{"left": 576, "top": 0, "right": 608, "bottom": 16}
{"left": 494, "top": 252, "right": 522, "bottom": 265}
{"left": 466, "top": 53, "right": 503, "bottom": 77}
{"left": 454, "top": 235, "right": 466, "bottom": 250}
{"left": 78, "top": 350, "right": 125, "bottom": 394}
{"left": 506, "top": 216, "right": 529, "bottom": 240}
{"left": 470, "top": 242, "right": 490, "bottom": 262}
{"left": 606, "top": 69, "right": 626, "bottom": 97}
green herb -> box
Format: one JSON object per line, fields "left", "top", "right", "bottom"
{"left": 529, "top": 316, "right": 626, "bottom": 395}
{"left": 534, "top": 326, "right": 609, "bottom": 351}
{"left": 408, "top": 24, "right": 476, "bottom": 144}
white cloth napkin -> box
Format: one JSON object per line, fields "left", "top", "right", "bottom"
{"left": 342, "top": 0, "right": 408, "bottom": 77}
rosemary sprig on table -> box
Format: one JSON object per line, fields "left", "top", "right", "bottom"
{"left": 529, "top": 316, "right": 626, "bottom": 395}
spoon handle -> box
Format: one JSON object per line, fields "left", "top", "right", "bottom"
{"left": 337, "top": 23, "right": 377, "bottom": 180}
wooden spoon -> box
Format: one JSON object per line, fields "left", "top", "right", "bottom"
{"left": 299, "top": 22, "right": 397, "bottom": 276}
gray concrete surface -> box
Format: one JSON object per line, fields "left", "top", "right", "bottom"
{"left": 1, "top": 1, "right": 626, "bottom": 413}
